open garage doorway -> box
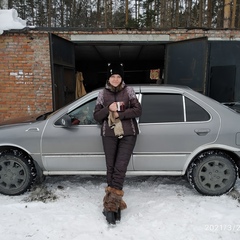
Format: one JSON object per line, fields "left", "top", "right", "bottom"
{"left": 49, "top": 33, "right": 168, "bottom": 109}
{"left": 49, "top": 34, "right": 209, "bottom": 109}
{"left": 72, "top": 35, "right": 168, "bottom": 92}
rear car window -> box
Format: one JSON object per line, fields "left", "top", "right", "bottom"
{"left": 185, "top": 97, "right": 210, "bottom": 121}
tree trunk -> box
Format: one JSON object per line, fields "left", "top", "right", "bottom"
{"left": 48, "top": 0, "right": 52, "bottom": 27}
{"left": 187, "top": 0, "right": 192, "bottom": 27}
{"left": 231, "top": 0, "right": 237, "bottom": 28}
{"left": 96, "top": 0, "right": 101, "bottom": 27}
{"left": 126, "top": 0, "right": 129, "bottom": 26}
{"left": 135, "top": 0, "right": 138, "bottom": 21}
{"left": 160, "top": 0, "right": 166, "bottom": 28}
{"left": 224, "top": 0, "right": 231, "bottom": 28}
{"left": 104, "top": 0, "right": 107, "bottom": 28}
{"left": 175, "top": 0, "right": 179, "bottom": 27}
{"left": 199, "top": 0, "right": 203, "bottom": 27}
{"left": 207, "top": 0, "right": 212, "bottom": 28}
{"left": 238, "top": 1, "right": 240, "bottom": 28}
{"left": 8, "top": 0, "right": 13, "bottom": 8}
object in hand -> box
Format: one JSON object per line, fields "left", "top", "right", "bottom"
{"left": 117, "top": 102, "right": 125, "bottom": 111}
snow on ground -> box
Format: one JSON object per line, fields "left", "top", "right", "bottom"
{"left": 0, "top": 175, "right": 240, "bottom": 240}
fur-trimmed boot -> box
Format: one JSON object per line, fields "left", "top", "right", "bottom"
{"left": 103, "top": 186, "right": 127, "bottom": 224}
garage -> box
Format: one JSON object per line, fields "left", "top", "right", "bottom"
{"left": 49, "top": 33, "right": 168, "bottom": 109}
{"left": 49, "top": 33, "right": 209, "bottom": 110}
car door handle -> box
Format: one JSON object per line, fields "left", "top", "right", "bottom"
{"left": 194, "top": 129, "right": 210, "bottom": 136}
{"left": 25, "top": 127, "right": 40, "bottom": 132}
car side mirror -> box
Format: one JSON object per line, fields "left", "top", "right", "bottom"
{"left": 59, "top": 115, "right": 72, "bottom": 127}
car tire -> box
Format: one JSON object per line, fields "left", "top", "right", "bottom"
{"left": 0, "top": 150, "right": 36, "bottom": 196}
{"left": 188, "top": 151, "right": 237, "bottom": 196}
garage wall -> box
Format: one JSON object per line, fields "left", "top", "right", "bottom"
{"left": 208, "top": 41, "right": 240, "bottom": 102}
{"left": 1, "top": 28, "right": 240, "bottom": 122}
{"left": 0, "top": 32, "right": 52, "bottom": 122}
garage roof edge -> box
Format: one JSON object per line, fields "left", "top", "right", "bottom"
{"left": 71, "top": 34, "right": 170, "bottom": 42}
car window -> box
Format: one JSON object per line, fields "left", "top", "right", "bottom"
{"left": 185, "top": 97, "right": 210, "bottom": 121}
{"left": 140, "top": 93, "right": 184, "bottom": 123}
{"left": 68, "top": 98, "right": 97, "bottom": 125}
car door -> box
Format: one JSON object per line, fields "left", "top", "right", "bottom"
{"left": 133, "top": 89, "right": 220, "bottom": 172}
{"left": 41, "top": 92, "right": 135, "bottom": 172}
{"left": 40, "top": 96, "right": 104, "bottom": 171}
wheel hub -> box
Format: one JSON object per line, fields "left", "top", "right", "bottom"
{"left": 0, "top": 160, "right": 22, "bottom": 187}
{"left": 208, "top": 167, "right": 222, "bottom": 182}
{"left": 3, "top": 168, "right": 16, "bottom": 181}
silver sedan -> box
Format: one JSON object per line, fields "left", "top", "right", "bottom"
{"left": 0, "top": 85, "right": 240, "bottom": 196}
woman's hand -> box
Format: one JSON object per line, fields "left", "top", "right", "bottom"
{"left": 109, "top": 102, "right": 117, "bottom": 112}
{"left": 109, "top": 103, "right": 119, "bottom": 119}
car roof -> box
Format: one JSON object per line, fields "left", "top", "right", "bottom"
{"left": 129, "top": 84, "right": 191, "bottom": 94}
{"left": 90, "top": 84, "right": 197, "bottom": 100}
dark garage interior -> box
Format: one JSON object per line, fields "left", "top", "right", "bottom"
{"left": 49, "top": 34, "right": 169, "bottom": 109}
{"left": 74, "top": 43, "right": 166, "bottom": 92}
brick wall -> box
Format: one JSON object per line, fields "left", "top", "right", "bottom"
{"left": 0, "top": 32, "right": 52, "bottom": 122}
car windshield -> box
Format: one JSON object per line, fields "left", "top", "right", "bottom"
{"left": 45, "top": 107, "right": 65, "bottom": 120}
{"left": 36, "top": 111, "right": 54, "bottom": 120}
{"left": 45, "top": 95, "right": 90, "bottom": 120}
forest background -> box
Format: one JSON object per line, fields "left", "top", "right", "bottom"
{"left": 0, "top": 0, "right": 239, "bottom": 30}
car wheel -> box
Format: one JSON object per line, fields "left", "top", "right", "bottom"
{"left": 188, "top": 151, "right": 237, "bottom": 196}
{"left": 0, "top": 150, "right": 36, "bottom": 196}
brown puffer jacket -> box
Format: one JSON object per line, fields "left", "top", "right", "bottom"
{"left": 94, "top": 82, "right": 142, "bottom": 137}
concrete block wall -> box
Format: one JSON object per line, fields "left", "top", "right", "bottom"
{"left": 0, "top": 32, "right": 52, "bottom": 122}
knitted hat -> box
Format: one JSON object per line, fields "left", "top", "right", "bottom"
{"left": 107, "top": 63, "right": 124, "bottom": 79}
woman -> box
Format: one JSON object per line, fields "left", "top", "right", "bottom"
{"left": 94, "top": 63, "right": 142, "bottom": 225}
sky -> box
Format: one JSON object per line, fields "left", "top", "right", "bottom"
{"left": 0, "top": 9, "right": 27, "bottom": 34}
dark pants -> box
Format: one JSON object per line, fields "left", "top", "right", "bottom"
{"left": 102, "top": 135, "right": 137, "bottom": 190}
